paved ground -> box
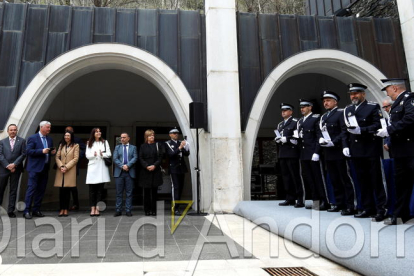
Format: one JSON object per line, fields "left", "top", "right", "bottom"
{"left": 0, "top": 208, "right": 360, "bottom": 276}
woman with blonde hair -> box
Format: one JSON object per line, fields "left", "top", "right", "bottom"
{"left": 85, "top": 128, "right": 111, "bottom": 216}
{"left": 54, "top": 131, "right": 79, "bottom": 217}
{"left": 139, "top": 129, "right": 164, "bottom": 216}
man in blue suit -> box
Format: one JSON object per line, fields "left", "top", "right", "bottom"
{"left": 113, "top": 132, "right": 137, "bottom": 217}
{"left": 23, "top": 121, "right": 56, "bottom": 219}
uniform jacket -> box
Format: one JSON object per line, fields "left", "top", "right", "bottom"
{"left": 113, "top": 144, "right": 138, "bottom": 178}
{"left": 343, "top": 101, "right": 383, "bottom": 158}
{"left": 0, "top": 136, "right": 26, "bottom": 174}
{"left": 85, "top": 140, "right": 111, "bottom": 184}
{"left": 297, "top": 113, "right": 321, "bottom": 160}
{"left": 54, "top": 143, "right": 79, "bottom": 188}
{"left": 26, "top": 133, "right": 53, "bottom": 172}
{"left": 138, "top": 142, "right": 163, "bottom": 188}
{"left": 276, "top": 117, "right": 300, "bottom": 159}
{"left": 387, "top": 91, "right": 414, "bottom": 158}
{"left": 165, "top": 140, "right": 189, "bottom": 174}
{"left": 318, "top": 107, "right": 347, "bottom": 161}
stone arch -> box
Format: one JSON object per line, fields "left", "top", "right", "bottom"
{"left": 2, "top": 43, "right": 200, "bottom": 207}
{"left": 242, "top": 49, "right": 387, "bottom": 199}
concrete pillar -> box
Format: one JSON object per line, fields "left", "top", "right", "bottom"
{"left": 397, "top": 0, "right": 414, "bottom": 88}
{"left": 205, "top": 0, "right": 243, "bottom": 212}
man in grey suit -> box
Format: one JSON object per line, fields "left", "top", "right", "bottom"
{"left": 0, "top": 124, "right": 26, "bottom": 217}
{"left": 113, "top": 132, "right": 137, "bottom": 217}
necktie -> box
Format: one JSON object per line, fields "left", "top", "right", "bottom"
{"left": 42, "top": 136, "right": 49, "bottom": 163}
{"left": 123, "top": 145, "right": 128, "bottom": 165}
{"left": 10, "top": 138, "right": 15, "bottom": 151}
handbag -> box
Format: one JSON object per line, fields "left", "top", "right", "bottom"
{"left": 103, "top": 140, "right": 112, "bottom": 167}
{"left": 156, "top": 142, "right": 167, "bottom": 176}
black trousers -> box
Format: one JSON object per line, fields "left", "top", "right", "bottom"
{"left": 393, "top": 157, "right": 414, "bottom": 222}
{"left": 0, "top": 170, "right": 21, "bottom": 213}
{"left": 301, "top": 160, "right": 328, "bottom": 202}
{"left": 70, "top": 187, "right": 79, "bottom": 207}
{"left": 352, "top": 158, "right": 387, "bottom": 214}
{"left": 59, "top": 187, "right": 71, "bottom": 210}
{"left": 171, "top": 173, "right": 185, "bottom": 201}
{"left": 279, "top": 158, "right": 303, "bottom": 202}
{"left": 89, "top": 183, "right": 104, "bottom": 207}
{"left": 144, "top": 187, "right": 158, "bottom": 213}
{"left": 326, "top": 159, "right": 355, "bottom": 209}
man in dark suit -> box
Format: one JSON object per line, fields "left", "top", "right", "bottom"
{"left": 275, "top": 103, "right": 304, "bottom": 208}
{"left": 377, "top": 78, "right": 414, "bottom": 225}
{"left": 0, "top": 124, "right": 26, "bottom": 217}
{"left": 113, "top": 132, "right": 137, "bottom": 217}
{"left": 343, "top": 83, "right": 387, "bottom": 221}
{"left": 319, "top": 91, "right": 356, "bottom": 216}
{"left": 297, "top": 99, "right": 329, "bottom": 211}
{"left": 65, "top": 126, "right": 86, "bottom": 211}
{"left": 23, "top": 121, "right": 56, "bottom": 219}
{"left": 165, "top": 128, "right": 190, "bottom": 215}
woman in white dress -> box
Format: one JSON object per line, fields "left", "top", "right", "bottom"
{"left": 85, "top": 128, "right": 111, "bottom": 216}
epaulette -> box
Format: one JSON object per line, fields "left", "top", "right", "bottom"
{"left": 337, "top": 108, "right": 344, "bottom": 111}
{"left": 312, "top": 114, "right": 320, "bottom": 118}
{"left": 292, "top": 118, "right": 298, "bottom": 121}
{"left": 367, "top": 101, "right": 377, "bottom": 105}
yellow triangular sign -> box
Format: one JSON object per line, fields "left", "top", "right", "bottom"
{"left": 171, "top": 200, "right": 193, "bottom": 234}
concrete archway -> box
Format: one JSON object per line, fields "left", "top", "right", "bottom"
{"left": 1, "top": 43, "right": 201, "bottom": 208}
{"left": 243, "top": 49, "right": 387, "bottom": 200}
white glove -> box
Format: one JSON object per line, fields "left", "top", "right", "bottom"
{"left": 311, "top": 153, "right": 320, "bottom": 161}
{"left": 274, "top": 137, "right": 281, "bottom": 143}
{"left": 290, "top": 139, "right": 298, "bottom": 145}
{"left": 376, "top": 128, "right": 389, "bottom": 137}
{"left": 280, "top": 137, "right": 287, "bottom": 144}
{"left": 325, "top": 141, "right": 334, "bottom": 147}
{"left": 319, "top": 137, "right": 327, "bottom": 145}
{"left": 347, "top": 126, "right": 361, "bottom": 135}
{"left": 342, "top": 147, "right": 351, "bottom": 157}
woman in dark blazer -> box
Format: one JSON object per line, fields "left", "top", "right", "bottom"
{"left": 139, "top": 129, "right": 164, "bottom": 216}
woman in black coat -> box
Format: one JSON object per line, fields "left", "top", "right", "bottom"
{"left": 139, "top": 129, "right": 164, "bottom": 216}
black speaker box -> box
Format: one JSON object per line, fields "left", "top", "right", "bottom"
{"left": 189, "top": 102, "right": 205, "bottom": 129}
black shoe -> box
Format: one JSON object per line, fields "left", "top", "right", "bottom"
{"left": 327, "top": 206, "right": 342, "bottom": 212}
{"left": 372, "top": 213, "right": 386, "bottom": 222}
{"left": 341, "top": 209, "right": 355, "bottom": 216}
{"left": 279, "top": 200, "right": 295, "bottom": 206}
{"left": 32, "top": 211, "right": 44, "bottom": 217}
{"left": 126, "top": 212, "right": 132, "bottom": 217}
{"left": 58, "top": 213, "right": 64, "bottom": 217}
{"left": 23, "top": 213, "right": 32, "bottom": 219}
{"left": 305, "top": 205, "right": 312, "bottom": 209}
{"left": 114, "top": 211, "right": 122, "bottom": 217}
{"left": 8, "top": 212, "right": 16, "bottom": 218}
{"left": 318, "top": 202, "right": 330, "bottom": 211}
{"left": 384, "top": 217, "right": 399, "bottom": 225}
{"left": 294, "top": 202, "right": 305, "bottom": 208}
{"left": 354, "top": 210, "right": 375, "bottom": 218}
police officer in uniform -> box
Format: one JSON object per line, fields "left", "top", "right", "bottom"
{"left": 275, "top": 103, "right": 304, "bottom": 208}
{"left": 319, "top": 91, "right": 356, "bottom": 215}
{"left": 343, "top": 83, "right": 387, "bottom": 221}
{"left": 297, "top": 99, "right": 329, "bottom": 210}
{"left": 165, "top": 128, "right": 190, "bottom": 215}
{"left": 377, "top": 78, "right": 414, "bottom": 225}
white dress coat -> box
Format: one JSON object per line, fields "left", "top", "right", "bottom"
{"left": 85, "top": 140, "right": 111, "bottom": 184}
